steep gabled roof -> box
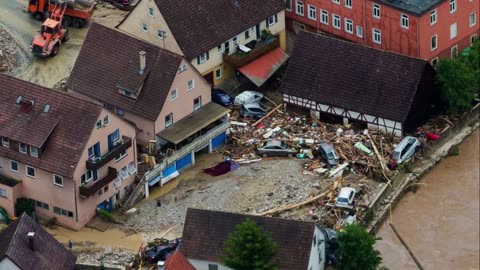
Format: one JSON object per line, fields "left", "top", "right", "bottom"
{"left": 181, "top": 208, "right": 316, "bottom": 270}
{"left": 0, "top": 213, "right": 76, "bottom": 270}
{"left": 165, "top": 250, "right": 196, "bottom": 270}
{"left": 68, "top": 23, "right": 183, "bottom": 121}
{"left": 280, "top": 31, "right": 429, "bottom": 123}
{"left": 152, "top": 0, "right": 285, "bottom": 60}
{"left": 0, "top": 74, "right": 102, "bottom": 178}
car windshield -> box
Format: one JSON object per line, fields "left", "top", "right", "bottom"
{"left": 258, "top": 103, "right": 267, "bottom": 111}
{"left": 392, "top": 151, "right": 401, "bottom": 160}
{"left": 337, "top": 197, "right": 348, "bottom": 203}
{"left": 220, "top": 95, "right": 230, "bottom": 101}
{"left": 327, "top": 152, "right": 335, "bottom": 159}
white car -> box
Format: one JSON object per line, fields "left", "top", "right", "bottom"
{"left": 335, "top": 187, "right": 356, "bottom": 209}
{"left": 234, "top": 90, "right": 264, "bottom": 105}
{"left": 392, "top": 136, "right": 422, "bottom": 164}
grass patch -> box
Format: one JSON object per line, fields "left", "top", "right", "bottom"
{"left": 448, "top": 144, "right": 460, "bottom": 156}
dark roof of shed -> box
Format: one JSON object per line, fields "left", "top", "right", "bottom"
{"left": 0, "top": 74, "right": 102, "bottom": 178}
{"left": 0, "top": 213, "right": 76, "bottom": 270}
{"left": 181, "top": 208, "right": 315, "bottom": 270}
{"left": 280, "top": 31, "right": 428, "bottom": 123}
{"left": 68, "top": 23, "right": 183, "bottom": 121}
{"left": 376, "top": 0, "right": 445, "bottom": 16}
{"left": 153, "top": 0, "right": 285, "bottom": 60}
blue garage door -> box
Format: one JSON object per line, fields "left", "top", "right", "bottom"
{"left": 162, "top": 164, "right": 176, "bottom": 177}
{"left": 176, "top": 153, "right": 192, "bottom": 171}
{"left": 211, "top": 132, "right": 226, "bottom": 149}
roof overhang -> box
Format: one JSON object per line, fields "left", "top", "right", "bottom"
{"left": 238, "top": 48, "right": 289, "bottom": 87}
{"left": 157, "top": 102, "right": 230, "bottom": 144}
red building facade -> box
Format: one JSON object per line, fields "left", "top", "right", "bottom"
{"left": 285, "top": 0, "right": 479, "bottom": 66}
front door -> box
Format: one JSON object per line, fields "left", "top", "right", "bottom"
{"left": 255, "top": 23, "right": 261, "bottom": 39}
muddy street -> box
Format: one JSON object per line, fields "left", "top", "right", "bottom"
{"left": 375, "top": 130, "right": 480, "bottom": 270}
{"left": 0, "top": 0, "right": 126, "bottom": 87}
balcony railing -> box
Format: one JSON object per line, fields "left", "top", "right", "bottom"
{"left": 86, "top": 136, "right": 132, "bottom": 170}
{"left": 80, "top": 167, "right": 117, "bottom": 198}
{"left": 223, "top": 35, "right": 280, "bottom": 68}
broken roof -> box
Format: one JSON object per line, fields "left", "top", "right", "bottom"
{"left": 280, "top": 31, "right": 429, "bottom": 123}
{"left": 181, "top": 208, "right": 316, "bottom": 270}
{"left": 152, "top": 0, "right": 285, "bottom": 60}
{"left": 68, "top": 23, "right": 183, "bottom": 121}
{"left": 0, "top": 213, "right": 77, "bottom": 270}
{"left": 0, "top": 74, "right": 102, "bottom": 178}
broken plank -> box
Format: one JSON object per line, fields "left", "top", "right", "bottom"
{"left": 256, "top": 191, "right": 329, "bottom": 216}
{"left": 251, "top": 104, "right": 283, "bottom": 127}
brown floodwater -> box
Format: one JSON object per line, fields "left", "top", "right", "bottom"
{"left": 376, "top": 130, "right": 480, "bottom": 270}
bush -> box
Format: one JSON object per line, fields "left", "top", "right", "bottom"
{"left": 97, "top": 209, "right": 115, "bottom": 222}
{"left": 363, "top": 208, "right": 374, "bottom": 224}
{"left": 448, "top": 145, "right": 460, "bottom": 156}
{"left": 15, "top": 198, "right": 35, "bottom": 217}
{"left": 337, "top": 223, "right": 382, "bottom": 270}
{"left": 45, "top": 217, "right": 57, "bottom": 228}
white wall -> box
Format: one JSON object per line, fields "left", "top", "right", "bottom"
{"left": 307, "top": 226, "right": 326, "bottom": 270}
{"left": 189, "top": 259, "right": 232, "bottom": 270}
{"left": 0, "top": 258, "right": 21, "bottom": 270}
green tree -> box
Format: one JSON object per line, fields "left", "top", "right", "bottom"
{"left": 436, "top": 58, "right": 476, "bottom": 115}
{"left": 222, "top": 219, "right": 278, "bottom": 270}
{"left": 459, "top": 39, "right": 480, "bottom": 95}
{"left": 337, "top": 223, "right": 382, "bottom": 270}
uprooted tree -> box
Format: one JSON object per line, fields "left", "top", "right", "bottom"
{"left": 222, "top": 219, "right": 278, "bottom": 270}
{"left": 337, "top": 223, "right": 382, "bottom": 270}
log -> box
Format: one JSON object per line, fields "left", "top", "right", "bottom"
{"left": 257, "top": 190, "right": 329, "bottom": 216}
{"left": 329, "top": 162, "right": 349, "bottom": 178}
{"left": 251, "top": 104, "right": 283, "bottom": 127}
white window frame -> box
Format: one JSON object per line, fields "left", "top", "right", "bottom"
{"left": 356, "top": 25, "right": 363, "bottom": 37}
{"left": 373, "top": 4, "right": 380, "bottom": 19}
{"left": 449, "top": 0, "right": 456, "bottom": 14}
{"left": 157, "top": 30, "right": 166, "bottom": 39}
{"left": 0, "top": 188, "right": 7, "bottom": 198}
{"left": 198, "top": 52, "right": 208, "bottom": 64}
{"left": 296, "top": 0, "right": 304, "bottom": 16}
{"left": 30, "top": 146, "right": 39, "bottom": 158}
{"left": 345, "top": 0, "right": 352, "bottom": 9}
{"left": 170, "top": 88, "right": 178, "bottom": 101}
{"left": 451, "top": 45, "right": 458, "bottom": 59}
{"left": 472, "top": 34, "right": 478, "bottom": 44}
{"left": 26, "top": 166, "right": 36, "bottom": 178}
{"left": 53, "top": 174, "right": 63, "bottom": 187}
{"left": 19, "top": 143, "right": 27, "bottom": 154}
{"left": 431, "top": 35, "right": 438, "bottom": 50}
{"left": 333, "top": 14, "right": 341, "bottom": 29}
{"left": 470, "top": 12, "right": 476, "bottom": 27}
{"left": 320, "top": 10, "right": 329, "bottom": 25}
{"left": 430, "top": 10, "right": 437, "bottom": 25}
{"left": 194, "top": 96, "right": 202, "bottom": 111}
{"left": 187, "top": 79, "right": 194, "bottom": 91}
{"left": 165, "top": 113, "right": 173, "bottom": 128}
{"left": 215, "top": 68, "right": 222, "bottom": 79}
{"left": 9, "top": 160, "right": 18, "bottom": 173}
{"left": 450, "top": 23, "right": 457, "bottom": 39}
{"left": 217, "top": 44, "right": 223, "bottom": 54}
{"left": 345, "top": 18, "right": 353, "bottom": 34}
{"left": 373, "top": 28, "right": 381, "bottom": 44}
{"left": 267, "top": 15, "right": 277, "bottom": 26}
{"left": 307, "top": 5, "right": 316, "bottom": 20}
{"left": 103, "top": 115, "right": 109, "bottom": 126}
{"left": 178, "top": 64, "right": 187, "bottom": 73}
{"left": 1, "top": 137, "right": 8, "bottom": 148}
{"left": 148, "top": 7, "right": 154, "bottom": 17}
{"left": 142, "top": 23, "right": 148, "bottom": 32}
{"left": 431, "top": 57, "right": 439, "bottom": 68}
{"left": 232, "top": 36, "right": 238, "bottom": 45}
{"left": 333, "top": 0, "right": 340, "bottom": 4}
{"left": 285, "top": 0, "right": 292, "bottom": 11}
{"left": 401, "top": 14, "right": 409, "bottom": 29}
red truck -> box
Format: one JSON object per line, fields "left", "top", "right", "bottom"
{"left": 27, "top": 0, "right": 96, "bottom": 28}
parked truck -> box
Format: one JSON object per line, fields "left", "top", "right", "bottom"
{"left": 31, "top": 4, "right": 69, "bottom": 57}
{"left": 27, "top": 0, "right": 96, "bottom": 28}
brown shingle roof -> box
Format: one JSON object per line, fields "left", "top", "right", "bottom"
{"left": 280, "top": 31, "right": 429, "bottom": 122}
{"left": 0, "top": 213, "right": 77, "bottom": 270}
{"left": 68, "top": 23, "right": 183, "bottom": 121}
{"left": 153, "top": 0, "right": 285, "bottom": 60}
{"left": 0, "top": 74, "right": 102, "bottom": 178}
{"left": 181, "top": 208, "right": 315, "bottom": 270}
{"left": 165, "top": 250, "right": 196, "bottom": 270}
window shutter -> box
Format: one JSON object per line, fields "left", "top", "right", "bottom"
{"left": 266, "top": 19, "right": 269, "bottom": 28}
{"left": 197, "top": 57, "right": 200, "bottom": 65}
{"left": 206, "top": 51, "right": 210, "bottom": 60}
{"left": 275, "top": 14, "right": 278, "bottom": 23}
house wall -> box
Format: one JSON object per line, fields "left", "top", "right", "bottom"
{"left": 117, "top": 0, "right": 184, "bottom": 55}
{"left": 155, "top": 59, "right": 212, "bottom": 135}
{"left": 0, "top": 258, "right": 20, "bottom": 270}
{"left": 188, "top": 259, "right": 232, "bottom": 270}
{"left": 307, "top": 226, "right": 326, "bottom": 270}
{"left": 0, "top": 180, "right": 22, "bottom": 218}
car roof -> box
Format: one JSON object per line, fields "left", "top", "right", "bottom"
{"left": 319, "top": 143, "right": 334, "bottom": 151}
{"left": 394, "top": 136, "right": 418, "bottom": 151}
{"left": 264, "top": 140, "right": 283, "bottom": 146}
{"left": 243, "top": 102, "right": 262, "bottom": 108}
{"left": 339, "top": 187, "right": 355, "bottom": 197}
{"left": 237, "top": 90, "right": 262, "bottom": 98}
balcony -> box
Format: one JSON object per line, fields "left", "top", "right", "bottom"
{"left": 223, "top": 34, "right": 280, "bottom": 68}
{"left": 80, "top": 167, "right": 117, "bottom": 198}
{"left": 86, "top": 136, "right": 132, "bottom": 170}
{"left": 0, "top": 174, "right": 21, "bottom": 187}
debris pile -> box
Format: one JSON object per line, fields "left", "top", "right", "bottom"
{"left": 0, "top": 28, "right": 18, "bottom": 74}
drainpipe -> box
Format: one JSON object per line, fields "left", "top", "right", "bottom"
{"left": 364, "top": 0, "right": 367, "bottom": 44}
{"left": 416, "top": 17, "right": 420, "bottom": 57}
{"left": 73, "top": 180, "right": 79, "bottom": 223}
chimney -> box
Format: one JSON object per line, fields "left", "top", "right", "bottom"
{"left": 157, "top": 261, "right": 165, "bottom": 270}
{"left": 139, "top": 51, "right": 146, "bottom": 75}
{"left": 28, "top": 232, "right": 35, "bottom": 251}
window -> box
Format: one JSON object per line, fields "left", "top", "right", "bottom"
{"left": 170, "top": 88, "right": 178, "bottom": 100}
{"left": 345, "top": 0, "right": 352, "bottom": 8}
{"left": 96, "top": 120, "right": 102, "bottom": 129}
{"left": 117, "top": 108, "right": 124, "bottom": 116}
{"left": 308, "top": 5, "right": 316, "bottom": 20}
{"left": 1, "top": 137, "right": 9, "bottom": 148}
{"left": 148, "top": 7, "right": 154, "bottom": 16}
{"left": 356, "top": 25, "right": 363, "bottom": 37}
{"left": 30, "top": 146, "right": 39, "bottom": 158}
{"left": 103, "top": 115, "right": 109, "bottom": 126}
{"left": 34, "top": 200, "right": 49, "bottom": 210}
{"left": 53, "top": 174, "right": 63, "bottom": 187}
{"left": 215, "top": 68, "right": 222, "bottom": 79}
{"left": 430, "top": 10, "right": 437, "bottom": 25}
{"left": 0, "top": 188, "right": 7, "bottom": 198}
{"left": 194, "top": 97, "right": 202, "bottom": 111}
{"left": 233, "top": 36, "right": 238, "bottom": 45}
{"left": 142, "top": 23, "right": 148, "bottom": 32}
{"left": 449, "top": 0, "right": 456, "bottom": 13}
{"left": 187, "top": 80, "right": 194, "bottom": 91}
{"left": 296, "top": 0, "right": 304, "bottom": 16}
{"left": 333, "top": 14, "right": 341, "bottom": 29}
{"left": 373, "top": 4, "right": 380, "bottom": 18}
{"left": 178, "top": 64, "right": 187, "bottom": 73}
{"left": 431, "top": 35, "right": 438, "bottom": 50}
{"left": 472, "top": 34, "right": 478, "bottom": 44}
{"left": 10, "top": 160, "right": 18, "bottom": 172}
{"left": 451, "top": 45, "right": 458, "bottom": 59}
{"left": 267, "top": 15, "right": 277, "bottom": 27}
{"left": 53, "top": 207, "right": 73, "bottom": 218}
{"left": 224, "top": 41, "right": 230, "bottom": 55}
{"left": 320, "top": 10, "right": 329, "bottom": 25}
{"left": 431, "top": 58, "right": 438, "bottom": 69}
{"left": 450, "top": 23, "right": 457, "bottom": 39}
{"left": 208, "top": 265, "right": 218, "bottom": 270}
{"left": 26, "top": 166, "right": 36, "bottom": 178}
{"left": 157, "top": 30, "right": 166, "bottom": 39}
{"left": 19, "top": 143, "right": 27, "bottom": 154}
{"left": 373, "top": 28, "right": 381, "bottom": 44}
{"left": 165, "top": 113, "right": 173, "bottom": 127}
{"left": 197, "top": 52, "right": 208, "bottom": 64}
{"left": 244, "top": 30, "right": 250, "bottom": 39}
{"left": 345, "top": 18, "right": 353, "bottom": 34}
{"left": 333, "top": 0, "right": 340, "bottom": 4}
{"left": 120, "top": 166, "right": 129, "bottom": 180}
{"left": 401, "top": 14, "right": 409, "bottom": 29}
{"left": 470, "top": 12, "right": 476, "bottom": 27}
{"left": 285, "top": 0, "right": 292, "bottom": 11}
{"left": 88, "top": 142, "right": 100, "bottom": 159}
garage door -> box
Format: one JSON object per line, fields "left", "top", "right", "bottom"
{"left": 176, "top": 153, "right": 192, "bottom": 171}
{"left": 211, "top": 132, "right": 226, "bottom": 149}
{"left": 162, "top": 164, "right": 176, "bottom": 177}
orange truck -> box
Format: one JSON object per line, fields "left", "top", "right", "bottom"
{"left": 27, "top": 0, "right": 96, "bottom": 28}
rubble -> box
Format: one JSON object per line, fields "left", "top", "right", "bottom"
{"left": 76, "top": 248, "right": 135, "bottom": 267}
{"left": 0, "top": 27, "right": 19, "bottom": 74}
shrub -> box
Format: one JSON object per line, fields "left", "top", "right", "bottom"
{"left": 363, "top": 208, "right": 374, "bottom": 224}
{"left": 97, "top": 209, "right": 115, "bottom": 222}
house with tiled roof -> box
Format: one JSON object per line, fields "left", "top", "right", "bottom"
{"left": 0, "top": 213, "right": 76, "bottom": 270}
{"left": 0, "top": 73, "right": 137, "bottom": 230}
{"left": 181, "top": 208, "right": 328, "bottom": 270}
{"left": 280, "top": 31, "right": 440, "bottom": 136}
{"left": 116, "top": 0, "right": 288, "bottom": 87}
{"left": 164, "top": 250, "right": 196, "bottom": 270}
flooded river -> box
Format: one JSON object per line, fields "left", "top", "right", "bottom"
{"left": 376, "top": 130, "right": 480, "bottom": 270}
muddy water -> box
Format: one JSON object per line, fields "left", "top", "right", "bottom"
{"left": 376, "top": 130, "right": 480, "bottom": 270}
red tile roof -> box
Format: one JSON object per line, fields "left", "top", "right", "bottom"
{"left": 164, "top": 250, "right": 196, "bottom": 270}
{"left": 0, "top": 74, "right": 102, "bottom": 178}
